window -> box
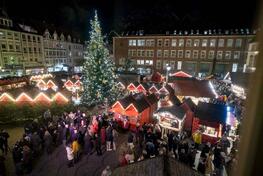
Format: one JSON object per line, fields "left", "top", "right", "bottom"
{"left": 146, "top": 39, "right": 155, "bottom": 47}
{"left": 137, "top": 50, "right": 142, "bottom": 57}
{"left": 163, "top": 60, "right": 169, "bottom": 70}
{"left": 210, "top": 39, "right": 216, "bottom": 47}
{"left": 200, "top": 50, "right": 206, "bottom": 59}
{"left": 199, "top": 125, "right": 218, "bottom": 137}
{"left": 217, "top": 51, "right": 223, "bottom": 59}
{"left": 177, "top": 61, "right": 182, "bottom": 70}
{"left": 225, "top": 51, "right": 231, "bottom": 59}
{"left": 29, "top": 48, "right": 32, "bottom": 53}
{"left": 170, "top": 50, "right": 176, "bottom": 58}
{"left": 37, "top": 37, "right": 41, "bottom": 42}
{"left": 137, "top": 60, "right": 144, "bottom": 65}
{"left": 145, "top": 60, "right": 153, "bottom": 65}
{"left": 23, "top": 47, "right": 27, "bottom": 53}
{"left": 14, "top": 33, "right": 19, "bottom": 40}
{"left": 157, "top": 39, "right": 163, "bottom": 47}
{"left": 33, "top": 36, "right": 36, "bottom": 42}
{"left": 208, "top": 50, "right": 215, "bottom": 59}
{"left": 7, "top": 32, "right": 12, "bottom": 39}
{"left": 35, "top": 58, "right": 38, "bottom": 62}
{"left": 164, "top": 50, "right": 169, "bottom": 57}
{"left": 186, "top": 39, "right": 192, "bottom": 47}
{"left": 129, "top": 40, "right": 136, "bottom": 46}
{"left": 193, "top": 50, "right": 199, "bottom": 59}
{"left": 27, "top": 35, "right": 31, "bottom": 41}
{"left": 34, "top": 47, "right": 37, "bottom": 52}
{"left": 227, "top": 39, "right": 233, "bottom": 47}
{"left": 218, "top": 39, "right": 225, "bottom": 47}
{"left": 202, "top": 39, "right": 207, "bottom": 47}
{"left": 1, "top": 44, "right": 6, "bottom": 50}
{"left": 171, "top": 39, "right": 177, "bottom": 47}
{"left": 149, "top": 50, "right": 154, "bottom": 57}
{"left": 156, "top": 60, "right": 162, "bottom": 69}
{"left": 178, "top": 39, "right": 184, "bottom": 47}
{"left": 16, "top": 45, "right": 20, "bottom": 51}
{"left": 235, "top": 39, "right": 242, "bottom": 47}
{"left": 9, "top": 45, "right": 14, "bottom": 50}
{"left": 132, "top": 50, "right": 136, "bottom": 56}
{"left": 157, "top": 50, "right": 162, "bottom": 57}
{"left": 128, "top": 49, "right": 132, "bottom": 57}
{"left": 185, "top": 50, "right": 191, "bottom": 58}
{"left": 232, "top": 63, "right": 238, "bottom": 72}
{"left": 164, "top": 39, "right": 170, "bottom": 47}
{"left": 194, "top": 39, "right": 200, "bottom": 47}
{"left": 137, "top": 39, "right": 145, "bottom": 46}
{"left": 119, "top": 58, "right": 125, "bottom": 65}
{"left": 170, "top": 61, "right": 175, "bottom": 70}
{"left": 178, "top": 50, "right": 184, "bottom": 58}
{"left": 234, "top": 51, "right": 240, "bottom": 59}
{"left": 22, "top": 34, "right": 26, "bottom": 41}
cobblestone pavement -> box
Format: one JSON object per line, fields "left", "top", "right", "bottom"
{"left": 27, "top": 133, "right": 127, "bottom": 176}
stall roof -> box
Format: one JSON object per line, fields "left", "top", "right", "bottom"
{"left": 157, "top": 105, "right": 186, "bottom": 120}
{"left": 145, "top": 93, "right": 158, "bottom": 105}
{"left": 171, "top": 79, "right": 215, "bottom": 98}
{"left": 195, "top": 102, "right": 227, "bottom": 124}
{"left": 182, "top": 98, "right": 197, "bottom": 112}
{"left": 132, "top": 94, "right": 151, "bottom": 113}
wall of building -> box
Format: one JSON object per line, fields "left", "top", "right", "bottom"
{"left": 113, "top": 34, "right": 254, "bottom": 76}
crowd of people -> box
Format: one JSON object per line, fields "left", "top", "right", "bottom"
{"left": 117, "top": 122, "right": 238, "bottom": 176}
{"left": 0, "top": 109, "right": 119, "bottom": 176}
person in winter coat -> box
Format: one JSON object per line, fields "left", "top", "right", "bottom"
{"left": 22, "top": 145, "right": 32, "bottom": 173}
{"left": 31, "top": 132, "right": 41, "bottom": 156}
{"left": 0, "top": 155, "right": 6, "bottom": 176}
{"left": 65, "top": 143, "right": 74, "bottom": 167}
{"left": 112, "top": 128, "right": 118, "bottom": 151}
{"left": 0, "top": 130, "right": 9, "bottom": 155}
{"left": 100, "top": 127, "right": 106, "bottom": 145}
{"left": 106, "top": 126, "right": 113, "bottom": 151}
{"left": 95, "top": 134, "right": 102, "bottom": 156}
{"left": 205, "top": 151, "right": 214, "bottom": 176}
{"left": 127, "top": 132, "right": 134, "bottom": 149}
{"left": 84, "top": 132, "right": 92, "bottom": 155}
{"left": 43, "top": 130, "right": 53, "bottom": 154}
{"left": 72, "top": 138, "right": 80, "bottom": 163}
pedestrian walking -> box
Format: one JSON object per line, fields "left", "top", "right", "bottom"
{"left": 65, "top": 143, "right": 74, "bottom": 168}
{"left": 112, "top": 128, "right": 118, "bottom": 151}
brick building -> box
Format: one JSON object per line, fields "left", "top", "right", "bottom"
{"left": 113, "top": 31, "right": 255, "bottom": 76}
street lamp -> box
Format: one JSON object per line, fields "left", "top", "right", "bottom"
{"left": 166, "top": 64, "right": 171, "bottom": 83}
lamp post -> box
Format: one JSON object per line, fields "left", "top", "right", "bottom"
{"left": 166, "top": 64, "right": 171, "bottom": 84}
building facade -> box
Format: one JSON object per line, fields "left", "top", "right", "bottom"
{"left": 245, "top": 41, "right": 258, "bottom": 72}
{"left": 43, "top": 29, "right": 83, "bottom": 72}
{"left": 113, "top": 32, "right": 255, "bottom": 76}
{"left": 0, "top": 14, "right": 84, "bottom": 75}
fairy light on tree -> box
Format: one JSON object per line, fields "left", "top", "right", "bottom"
{"left": 81, "top": 11, "right": 120, "bottom": 106}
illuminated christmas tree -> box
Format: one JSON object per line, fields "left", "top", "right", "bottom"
{"left": 81, "top": 11, "right": 119, "bottom": 106}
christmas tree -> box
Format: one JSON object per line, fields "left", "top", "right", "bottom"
{"left": 81, "top": 11, "right": 120, "bottom": 106}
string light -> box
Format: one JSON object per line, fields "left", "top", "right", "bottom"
{"left": 52, "top": 92, "right": 69, "bottom": 102}
{"left": 0, "top": 93, "right": 15, "bottom": 101}
{"left": 16, "top": 93, "right": 33, "bottom": 102}
{"left": 34, "top": 92, "right": 52, "bottom": 102}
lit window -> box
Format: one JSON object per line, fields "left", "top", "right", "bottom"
{"left": 129, "top": 40, "right": 136, "bottom": 46}
{"left": 170, "top": 50, "right": 176, "bottom": 58}
{"left": 200, "top": 50, "right": 206, "bottom": 59}
{"left": 177, "top": 61, "right": 182, "bottom": 70}
{"left": 149, "top": 50, "right": 154, "bottom": 57}
{"left": 225, "top": 51, "right": 231, "bottom": 59}
{"left": 128, "top": 49, "right": 132, "bottom": 57}
{"left": 157, "top": 50, "right": 162, "bottom": 57}
{"left": 227, "top": 39, "right": 233, "bottom": 47}
{"left": 208, "top": 50, "right": 215, "bottom": 59}
{"left": 185, "top": 50, "right": 191, "bottom": 58}
{"left": 210, "top": 39, "right": 216, "bottom": 47}
{"left": 186, "top": 39, "right": 192, "bottom": 47}
{"left": 232, "top": 63, "right": 238, "bottom": 72}
{"left": 194, "top": 39, "right": 200, "bottom": 47}
{"left": 164, "top": 50, "right": 169, "bottom": 57}
{"left": 235, "top": 39, "right": 242, "bottom": 47}
{"left": 137, "top": 60, "right": 144, "bottom": 65}
{"left": 193, "top": 50, "right": 199, "bottom": 59}
{"left": 137, "top": 39, "right": 145, "bottom": 46}
{"left": 217, "top": 51, "right": 223, "bottom": 59}
{"left": 171, "top": 39, "right": 177, "bottom": 47}
{"left": 179, "top": 39, "right": 184, "bottom": 47}
{"left": 164, "top": 39, "right": 170, "bottom": 47}
{"left": 170, "top": 61, "right": 175, "bottom": 69}
{"left": 234, "top": 51, "right": 240, "bottom": 59}
{"left": 178, "top": 50, "right": 184, "bottom": 58}
{"left": 202, "top": 39, "right": 207, "bottom": 47}
{"left": 145, "top": 60, "right": 153, "bottom": 65}
{"left": 218, "top": 39, "right": 224, "bottom": 47}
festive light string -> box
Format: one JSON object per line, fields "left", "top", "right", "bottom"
{"left": 112, "top": 101, "right": 139, "bottom": 113}
{"left": 209, "top": 81, "right": 218, "bottom": 98}
{"left": 171, "top": 71, "right": 192, "bottom": 78}
{"left": 0, "top": 92, "right": 69, "bottom": 103}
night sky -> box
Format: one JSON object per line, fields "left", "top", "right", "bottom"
{"left": 2, "top": 0, "right": 259, "bottom": 40}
